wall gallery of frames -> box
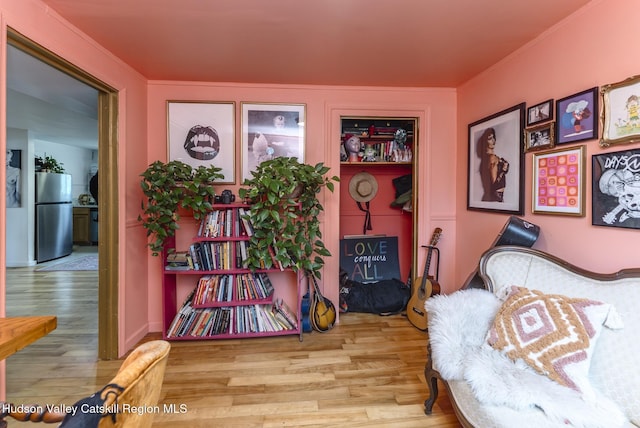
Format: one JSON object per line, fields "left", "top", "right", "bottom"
{"left": 466, "top": 75, "right": 640, "bottom": 231}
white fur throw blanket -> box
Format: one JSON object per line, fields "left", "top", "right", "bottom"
{"left": 425, "top": 289, "right": 626, "bottom": 428}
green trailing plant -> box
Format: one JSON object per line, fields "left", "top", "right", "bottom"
{"left": 138, "top": 160, "right": 223, "bottom": 255}
{"left": 238, "top": 157, "right": 339, "bottom": 279}
{"left": 36, "top": 154, "right": 65, "bottom": 173}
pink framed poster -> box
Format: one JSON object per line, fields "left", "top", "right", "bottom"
{"left": 532, "top": 145, "right": 585, "bottom": 216}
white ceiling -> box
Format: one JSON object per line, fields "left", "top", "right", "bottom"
{"left": 6, "top": 45, "right": 99, "bottom": 149}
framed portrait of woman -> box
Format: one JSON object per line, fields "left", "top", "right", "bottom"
{"left": 467, "top": 103, "right": 525, "bottom": 215}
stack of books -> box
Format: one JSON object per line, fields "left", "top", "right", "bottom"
{"left": 165, "top": 251, "right": 191, "bottom": 270}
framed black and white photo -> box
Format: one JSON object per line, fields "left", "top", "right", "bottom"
{"left": 467, "top": 103, "right": 525, "bottom": 214}
{"left": 525, "top": 122, "right": 555, "bottom": 152}
{"left": 167, "top": 101, "right": 236, "bottom": 183}
{"left": 241, "top": 102, "right": 305, "bottom": 182}
{"left": 6, "top": 149, "right": 21, "bottom": 208}
{"left": 592, "top": 148, "right": 640, "bottom": 229}
{"left": 555, "top": 87, "right": 598, "bottom": 145}
{"left": 527, "top": 99, "right": 553, "bottom": 126}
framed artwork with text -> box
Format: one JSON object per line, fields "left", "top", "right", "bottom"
{"left": 592, "top": 147, "right": 640, "bottom": 229}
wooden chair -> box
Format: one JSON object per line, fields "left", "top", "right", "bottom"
{"left": 0, "top": 340, "right": 170, "bottom": 427}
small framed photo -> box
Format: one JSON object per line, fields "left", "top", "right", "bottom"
{"left": 6, "top": 149, "right": 22, "bottom": 208}
{"left": 555, "top": 87, "right": 598, "bottom": 144}
{"left": 592, "top": 147, "right": 640, "bottom": 229}
{"left": 241, "top": 102, "right": 305, "bottom": 182}
{"left": 527, "top": 99, "right": 553, "bottom": 126}
{"left": 532, "top": 145, "right": 585, "bottom": 216}
{"left": 467, "top": 103, "right": 525, "bottom": 215}
{"left": 600, "top": 75, "right": 640, "bottom": 147}
{"left": 167, "top": 101, "right": 236, "bottom": 183}
{"left": 525, "top": 122, "right": 555, "bottom": 152}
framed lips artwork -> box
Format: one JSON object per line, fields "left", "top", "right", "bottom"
{"left": 167, "top": 101, "right": 236, "bottom": 184}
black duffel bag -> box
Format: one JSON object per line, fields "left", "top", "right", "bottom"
{"left": 340, "top": 274, "right": 410, "bottom": 316}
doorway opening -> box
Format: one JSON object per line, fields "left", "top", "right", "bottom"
{"left": 6, "top": 28, "right": 119, "bottom": 359}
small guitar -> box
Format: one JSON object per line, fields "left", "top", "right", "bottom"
{"left": 407, "top": 228, "right": 442, "bottom": 331}
{"left": 309, "top": 274, "right": 336, "bottom": 333}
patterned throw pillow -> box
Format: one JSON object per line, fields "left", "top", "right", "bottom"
{"left": 486, "top": 285, "right": 619, "bottom": 396}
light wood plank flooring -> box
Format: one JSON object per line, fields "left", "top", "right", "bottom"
{"left": 5, "top": 253, "right": 459, "bottom": 427}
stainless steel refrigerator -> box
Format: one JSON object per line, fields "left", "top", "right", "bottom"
{"left": 35, "top": 172, "right": 73, "bottom": 263}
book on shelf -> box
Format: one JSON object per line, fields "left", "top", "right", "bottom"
{"left": 165, "top": 251, "right": 191, "bottom": 270}
{"left": 193, "top": 275, "right": 219, "bottom": 305}
{"left": 234, "top": 209, "right": 240, "bottom": 238}
{"left": 237, "top": 207, "right": 254, "bottom": 237}
{"left": 165, "top": 264, "right": 192, "bottom": 271}
{"left": 166, "top": 289, "right": 196, "bottom": 338}
{"left": 200, "top": 243, "right": 211, "bottom": 271}
{"left": 237, "top": 274, "right": 257, "bottom": 301}
{"left": 257, "top": 273, "right": 275, "bottom": 296}
{"left": 267, "top": 245, "right": 282, "bottom": 271}
{"left": 168, "top": 305, "right": 234, "bottom": 338}
{"left": 188, "top": 243, "right": 202, "bottom": 270}
{"left": 168, "top": 286, "right": 298, "bottom": 338}
{"left": 247, "top": 306, "right": 258, "bottom": 333}
{"left": 167, "top": 251, "right": 189, "bottom": 264}
{"left": 232, "top": 304, "right": 297, "bottom": 334}
{"left": 187, "top": 241, "right": 236, "bottom": 272}
{"left": 209, "top": 275, "right": 231, "bottom": 302}
{"left": 197, "top": 207, "right": 255, "bottom": 239}
{"left": 272, "top": 298, "right": 298, "bottom": 329}
{"left": 197, "top": 208, "right": 238, "bottom": 238}
{"left": 191, "top": 309, "right": 211, "bottom": 337}
{"left": 199, "top": 210, "right": 219, "bottom": 238}
{"left": 225, "top": 208, "right": 233, "bottom": 237}
{"left": 192, "top": 273, "right": 275, "bottom": 305}
{"left": 238, "top": 241, "right": 249, "bottom": 268}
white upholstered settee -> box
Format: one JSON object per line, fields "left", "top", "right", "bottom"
{"left": 424, "top": 246, "right": 640, "bottom": 428}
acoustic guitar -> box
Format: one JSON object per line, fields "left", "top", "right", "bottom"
{"left": 407, "top": 228, "right": 442, "bottom": 331}
{"left": 309, "top": 274, "right": 336, "bottom": 333}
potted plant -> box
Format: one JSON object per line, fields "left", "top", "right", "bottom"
{"left": 36, "top": 154, "right": 65, "bottom": 173}
{"left": 238, "top": 157, "right": 339, "bottom": 279}
{"left": 138, "top": 160, "right": 223, "bottom": 255}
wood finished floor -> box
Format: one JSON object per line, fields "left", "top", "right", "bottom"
{"left": 5, "top": 251, "right": 460, "bottom": 427}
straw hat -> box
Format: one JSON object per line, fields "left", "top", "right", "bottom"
{"left": 349, "top": 172, "right": 378, "bottom": 203}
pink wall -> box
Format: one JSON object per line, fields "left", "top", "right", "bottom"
{"left": 0, "top": 0, "right": 457, "bottom": 367}
{"left": 7, "top": 0, "right": 633, "bottom": 370}
{"left": 146, "top": 83, "right": 457, "bottom": 327}
{"left": 0, "top": 0, "right": 150, "bottom": 357}
{"left": 340, "top": 164, "right": 414, "bottom": 283}
{"left": 456, "top": 0, "right": 640, "bottom": 285}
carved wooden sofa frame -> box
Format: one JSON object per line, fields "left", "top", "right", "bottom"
{"left": 423, "top": 245, "right": 640, "bottom": 427}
